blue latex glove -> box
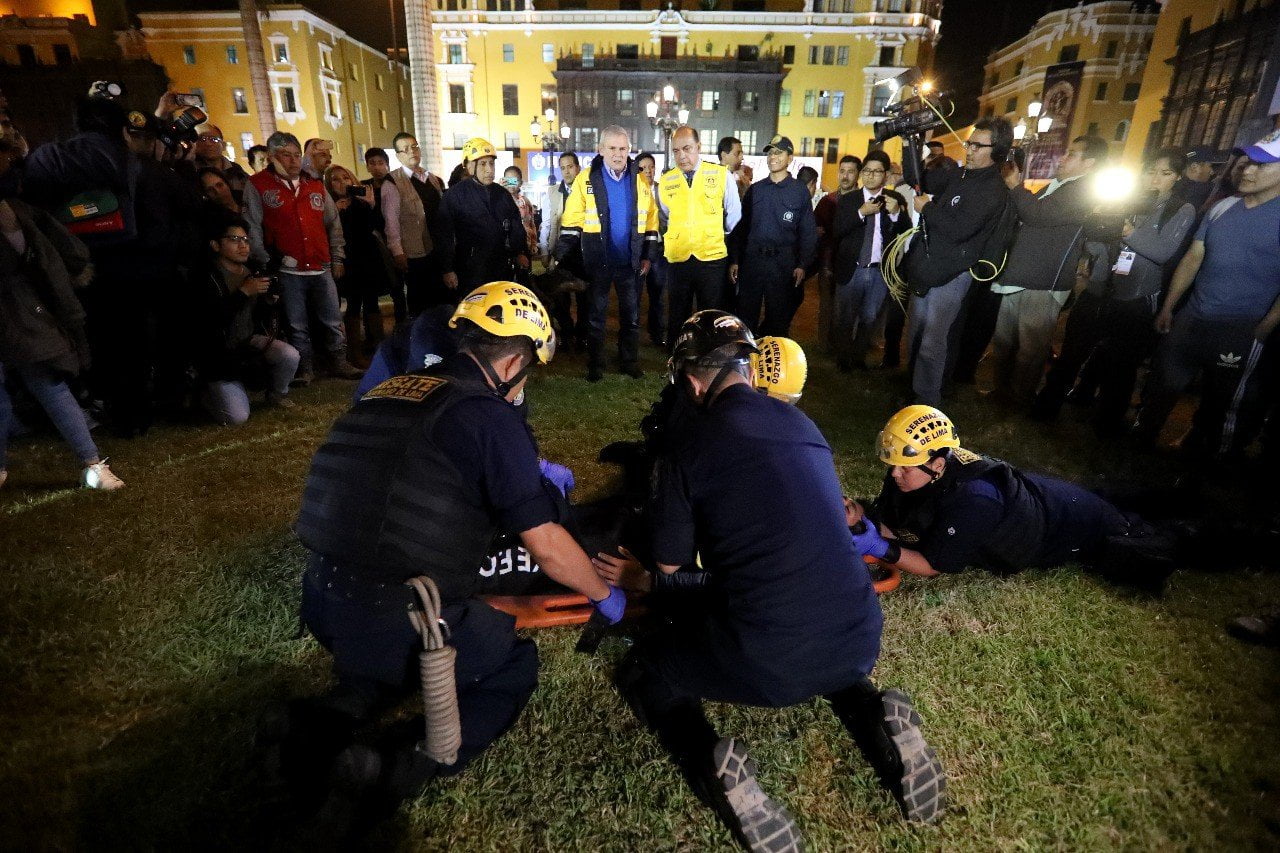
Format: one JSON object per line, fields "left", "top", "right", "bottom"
{"left": 591, "top": 585, "right": 627, "bottom": 625}
{"left": 851, "top": 521, "right": 892, "bottom": 560}
{"left": 539, "top": 458, "right": 575, "bottom": 496}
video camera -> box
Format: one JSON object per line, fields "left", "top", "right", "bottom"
{"left": 872, "top": 93, "right": 952, "bottom": 144}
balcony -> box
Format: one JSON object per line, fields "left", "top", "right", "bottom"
{"left": 555, "top": 55, "right": 784, "bottom": 74}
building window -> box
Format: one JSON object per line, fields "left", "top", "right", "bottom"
{"left": 1013, "top": 60, "right": 1023, "bottom": 77}
{"left": 699, "top": 128, "right": 717, "bottom": 154}
{"left": 870, "top": 81, "right": 893, "bottom": 115}
{"left": 375, "top": 74, "right": 384, "bottom": 91}
{"left": 450, "top": 133, "right": 466, "bottom": 149}
{"left": 831, "top": 91, "right": 844, "bottom": 119}
{"left": 353, "top": 101, "right": 363, "bottom": 124}
{"left": 817, "top": 90, "right": 831, "bottom": 118}
{"left": 878, "top": 45, "right": 895, "bottom": 67}
{"left": 800, "top": 137, "right": 811, "bottom": 157}
{"left": 620, "top": 0, "right": 642, "bottom": 8}
{"left": 505, "top": 131, "right": 520, "bottom": 150}
{"left": 320, "top": 44, "right": 333, "bottom": 71}
{"left": 226, "top": 45, "right": 238, "bottom": 64}
{"left": 380, "top": 109, "right": 389, "bottom": 129}
{"left": 808, "top": 45, "right": 819, "bottom": 64}
{"left": 183, "top": 45, "right": 196, "bottom": 65}
{"left": 738, "top": 91, "right": 760, "bottom": 112}
{"left": 803, "top": 90, "right": 816, "bottom": 116}
{"left": 502, "top": 84, "right": 519, "bottom": 115}
{"left": 814, "top": 137, "right": 825, "bottom": 158}
{"left": 782, "top": 45, "right": 795, "bottom": 64}
{"left": 232, "top": 88, "right": 249, "bottom": 114}
{"left": 887, "top": 0, "right": 904, "bottom": 10}
{"left": 827, "top": 139, "right": 839, "bottom": 164}
{"left": 582, "top": 43, "right": 594, "bottom": 68}
{"left": 16, "top": 44, "right": 36, "bottom": 67}
{"left": 737, "top": 45, "right": 760, "bottom": 62}
{"left": 325, "top": 90, "right": 340, "bottom": 119}
{"left": 574, "top": 89, "right": 599, "bottom": 110}
{"left": 778, "top": 89, "right": 791, "bottom": 117}
{"left": 1122, "top": 82, "right": 1141, "bottom": 101}
{"left": 449, "top": 84, "right": 468, "bottom": 114}
{"left": 53, "top": 43, "right": 71, "bottom": 66}
{"left": 1095, "top": 82, "right": 1108, "bottom": 101}
{"left": 542, "top": 43, "right": 554, "bottom": 63}
{"left": 541, "top": 85, "right": 558, "bottom": 115}
{"left": 503, "top": 43, "right": 514, "bottom": 62}
{"left": 240, "top": 132, "right": 255, "bottom": 156}
{"left": 274, "top": 42, "right": 289, "bottom": 63}
{"left": 1005, "top": 96, "right": 1017, "bottom": 114}
{"left": 701, "top": 91, "right": 720, "bottom": 111}
{"left": 349, "top": 63, "right": 359, "bottom": 81}
{"left": 1114, "top": 120, "right": 1129, "bottom": 142}
{"left": 448, "top": 44, "right": 465, "bottom": 64}
{"left": 618, "top": 44, "right": 639, "bottom": 60}
{"left": 280, "top": 86, "right": 298, "bottom": 113}
{"left": 1058, "top": 44, "right": 1079, "bottom": 63}
{"left": 617, "top": 89, "right": 634, "bottom": 115}
{"left": 735, "top": 130, "right": 758, "bottom": 152}
{"left": 577, "top": 127, "right": 598, "bottom": 150}
{"left": 822, "top": 45, "right": 835, "bottom": 65}
{"left": 1105, "top": 39, "right": 1118, "bottom": 59}
{"left": 836, "top": 46, "right": 849, "bottom": 66}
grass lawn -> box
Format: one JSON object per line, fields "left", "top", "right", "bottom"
{"left": 2, "top": 301, "right": 1278, "bottom": 850}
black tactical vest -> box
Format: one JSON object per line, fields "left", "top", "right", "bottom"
{"left": 873, "top": 449, "right": 1047, "bottom": 574}
{"left": 295, "top": 371, "right": 499, "bottom": 599}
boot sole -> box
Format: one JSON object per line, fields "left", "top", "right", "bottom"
{"left": 881, "top": 689, "right": 946, "bottom": 824}
{"left": 712, "top": 737, "right": 804, "bottom": 853}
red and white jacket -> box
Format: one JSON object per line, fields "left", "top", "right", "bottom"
{"left": 244, "top": 168, "right": 344, "bottom": 272}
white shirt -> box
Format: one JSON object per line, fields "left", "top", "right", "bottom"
{"left": 858, "top": 186, "right": 900, "bottom": 264}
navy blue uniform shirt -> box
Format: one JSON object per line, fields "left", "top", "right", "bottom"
{"left": 651, "top": 383, "right": 882, "bottom": 704}
{"left": 433, "top": 353, "right": 559, "bottom": 535}
{"left": 730, "top": 174, "right": 818, "bottom": 270}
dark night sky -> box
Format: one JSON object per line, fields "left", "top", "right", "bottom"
{"left": 128, "top": 0, "right": 1080, "bottom": 125}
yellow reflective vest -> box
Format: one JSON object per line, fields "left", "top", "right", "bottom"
{"left": 659, "top": 162, "right": 730, "bottom": 262}
{"left": 556, "top": 161, "right": 659, "bottom": 271}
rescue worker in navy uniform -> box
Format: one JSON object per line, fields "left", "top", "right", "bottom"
{"left": 614, "top": 311, "right": 945, "bottom": 853}
{"left": 437, "top": 138, "right": 530, "bottom": 296}
{"left": 848, "top": 406, "right": 1175, "bottom": 590}
{"left": 288, "top": 282, "right": 625, "bottom": 823}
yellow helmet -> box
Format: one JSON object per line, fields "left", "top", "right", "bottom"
{"left": 461, "top": 137, "right": 497, "bottom": 163}
{"left": 877, "top": 405, "right": 959, "bottom": 466}
{"left": 751, "top": 336, "right": 807, "bottom": 404}
{"left": 449, "top": 281, "right": 556, "bottom": 363}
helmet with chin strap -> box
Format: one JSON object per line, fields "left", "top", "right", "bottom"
{"left": 449, "top": 281, "right": 555, "bottom": 396}
{"left": 877, "top": 405, "right": 959, "bottom": 467}
{"left": 668, "top": 310, "right": 758, "bottom": 405}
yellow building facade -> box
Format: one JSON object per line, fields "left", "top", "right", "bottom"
{"left": 139, "top": 7, "right": 415, "bottom": 175}
{"left": 978, "top": 1, "right": 1157, "bottom": 161}
{"left": 427, "top": 0, "right": 942, "bottom": 184}
{"left": 1124, "top": 0, "right": 1276, "bottom": 163}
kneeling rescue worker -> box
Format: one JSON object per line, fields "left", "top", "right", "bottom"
{"left": 850, "top": 405, "right": 1175, "bottom": 589}
{"left": 286, "top": 281, "right": 626, "bottom": 823}
{"left": 614, "top": 310, "right": 945, "bottom": 853}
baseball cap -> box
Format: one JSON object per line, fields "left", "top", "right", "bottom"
{"left": 1234, "top": 129, "right": 1280, "bottom": 165}
{"left": 763, "top": 135, "right": 794, "bottom": 155}
{"left": 1185, "top": 145, "right": 1225, "bottom": 165}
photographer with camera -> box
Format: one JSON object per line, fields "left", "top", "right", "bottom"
{"left": 326, "top": 163, "right": 390, "bottom": 364}
{"left": 901, "top": 118, "right": 1013, "bottom": 407}
{"left": 192, "top": 214, "right": 299, "bottom": 424}
{"left": 242, "top": 131, "right": 363, "bottom": 385}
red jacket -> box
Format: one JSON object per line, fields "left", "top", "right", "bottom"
{"left": 247, "top": 169, "right": 336, "bottom": 271}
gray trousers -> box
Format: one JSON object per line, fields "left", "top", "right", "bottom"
{"left": 990, "top": 289, "right": 1066, "bottom": 402}
{"left": 908, "top": 272, "right": 971, "bottom": 406}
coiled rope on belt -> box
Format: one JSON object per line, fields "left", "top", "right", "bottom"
{"left": 405, "top": 576, "right": 461, "bottom": 766}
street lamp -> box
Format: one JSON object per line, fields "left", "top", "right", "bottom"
{"left": 1013, "top": 93, "right": 1053, "bottom": 179}
{"left": 531, "top": 107, "right": 572, "bottom": 185}
{"left": 647, "top": 83, "right": 689, "bottom": 163}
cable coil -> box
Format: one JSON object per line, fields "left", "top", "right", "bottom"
{"left": 406, "top": 576, "right": 461, "bottom": 766}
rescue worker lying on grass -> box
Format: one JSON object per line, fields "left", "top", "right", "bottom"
{"left": 277, "top": 282, "right": 625, "bottom": 831}
{"left": 612, "top": 311, "right": 945, "bottom": 853}
{"left": 848, "top": 405, "right": 1176, "bottom": 591}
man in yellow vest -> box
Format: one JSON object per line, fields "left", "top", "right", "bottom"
{"left": 553, "top": 126, "right": 660, "bottom": 380}
{"left": 657, "top": 125, "right": 742, "bottom": 348}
